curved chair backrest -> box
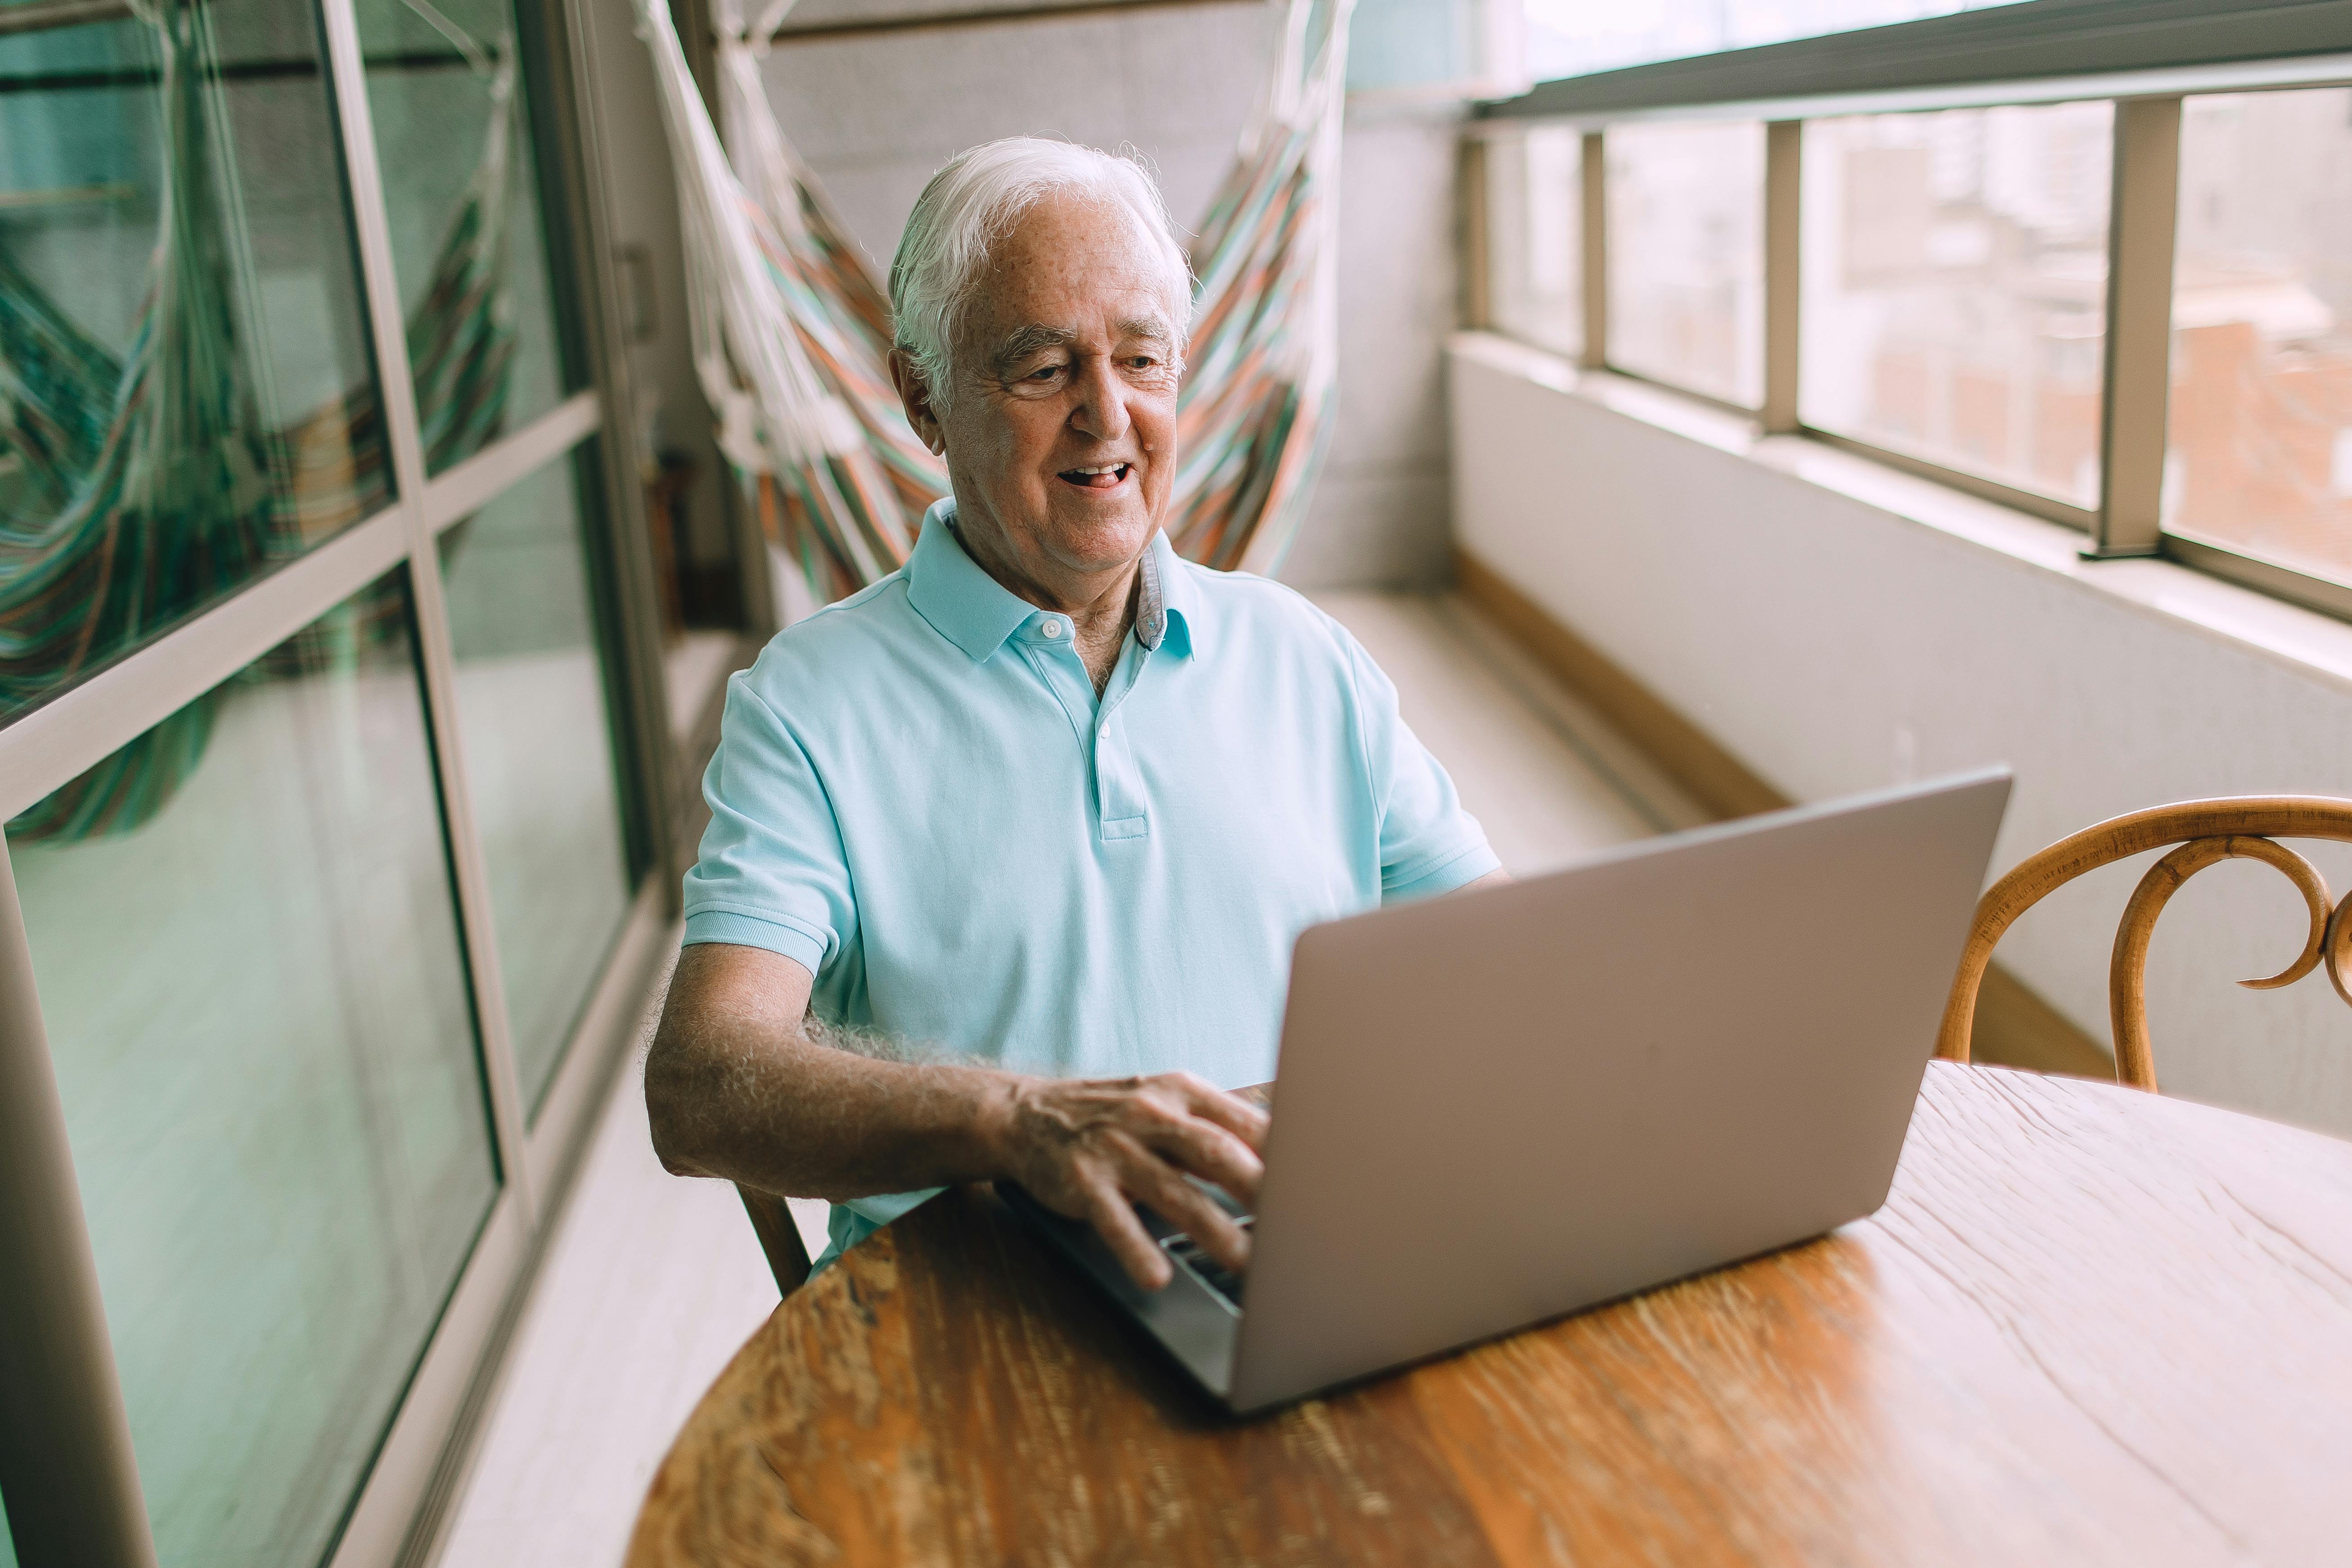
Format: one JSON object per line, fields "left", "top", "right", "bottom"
{"left": 1938, "top": 797, "right": 2352, "bottom": 1091}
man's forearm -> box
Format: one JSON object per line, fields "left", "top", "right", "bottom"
{"left": 646, "top": 948, "right": 1017, "bottom": 1200}
{"left": 648, "top": 942, "right": 1270, "bottom": 1286}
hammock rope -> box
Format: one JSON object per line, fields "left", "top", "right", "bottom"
{"left": 0, "top": 2, "right": 528, "bottom": 839}
{"left": 629, "top": 0, "right": 1352, "bottom": 596}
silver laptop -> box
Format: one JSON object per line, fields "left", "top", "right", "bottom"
{"left": 1004, "top": 768, "right": 2011, "bottom": 1414}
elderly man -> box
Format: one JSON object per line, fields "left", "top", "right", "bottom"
{"left": 647, "top": 137, "right": 1499, "bottom": 1291}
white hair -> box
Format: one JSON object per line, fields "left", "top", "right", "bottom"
{"left": 889, "top": 137, "right": 1193, "bottom": 411}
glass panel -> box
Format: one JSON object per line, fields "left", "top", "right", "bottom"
{"left": 441, "top": 445, "right": 629, "bottom": 1115}
{"left": 2169, "top": 90, "right": 2352, "bottom": 587}
{"left": 7, "top": 571, "right": 496, "bottom": 1566}
{"left": 357, "top": 0, "right": 574, "bottom": 475}
{"left": 1525, "top": 0, "right": 2037, "bottom": 82}
{"left": 1487, "top": 126, "right": 1581, "bottom": 359}
{"left": 1802, "top": 104, "right": 2113, "bottom": 509}
{"left": 1606, "top": 120, "right": 1765, "bottom": 407}
{"left": 0, "top": 0, "right": 387, "bottom": 724}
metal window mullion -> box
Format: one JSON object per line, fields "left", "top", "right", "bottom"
{"left": 1762, "top": 119, "right": 1802, "bottom": 434}
{"left": 318, "top": 0, "right": 536, "bottom": 1218}
{"left": 2088, "top": 95, "right": 2173, "bottom": 562}
{"left": 0, "top": 834, "right": 156, "bottom": 1565}
{"left": 2089, "top": 95, "right": 2181, "bottom": 560}
{"left": 1458, "top": 133, "right": 1492, "bottom": 331}
{"left": 0, "top": 507, "right": 411, "bottom": 822}
{"left": 1580, "top": 129, "right": 1606, "bottom": 371}
{"left": 421, "top": 389, "right": 601, "bottom": 534}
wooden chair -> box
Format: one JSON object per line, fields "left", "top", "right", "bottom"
{"left": 736, "top": 1184, "right": 813, "bottom": 1297}
{"left": 1939, "top": 796, "right": 2352, "bottom": 1091}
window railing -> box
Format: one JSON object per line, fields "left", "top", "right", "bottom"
{"left": 1468, "top": 0, "right": 2352, "bottom": 623}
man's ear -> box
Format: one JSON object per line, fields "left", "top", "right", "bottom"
{"left": 888, "top": 349, "right": 946, "bottom": 456}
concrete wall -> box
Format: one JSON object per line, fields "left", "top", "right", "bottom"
{"left": 755, "top": 0, "right": 1458, "bottom": 588}
{"left": 1450, "top": 332, "right": 2352, "bottom": 1139}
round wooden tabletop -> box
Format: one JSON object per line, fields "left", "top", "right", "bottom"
{"left": 626, "top": 1063, "right": 2352, "bottom": 1566}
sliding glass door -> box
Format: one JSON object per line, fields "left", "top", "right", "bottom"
{"left": 0, "top": 0, "right": 686, "bottom": 1560}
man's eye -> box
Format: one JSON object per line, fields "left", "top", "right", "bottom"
{"left": 1127, "top": 357, "right": 1157, "bottom": 371}
{"left": 1026, "top": 365, "right": 1063, "bottom": 381}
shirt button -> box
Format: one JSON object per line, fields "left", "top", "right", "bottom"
{"left": 1040, "top": 619, "right": 1065, "bottom": 639}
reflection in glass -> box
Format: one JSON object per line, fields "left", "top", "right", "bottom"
{"left": 7, "top": 572, "right": 496, "bottom": 1566}
{"left": 441, "top": 446, "right": 629, "bottom": 1115}
{"left": 358, "top": 0, "right": 574, "bottom": 474}
{"left": 0, "top": 0, "right": 386, "bottom": 727}
{"left": 1802, "top": 104, "right": 2112, "bottom": 507}
{"left": 1606, "top": 120, "right": 1764, "bottom": 407}
{"left": 1487, "top": 126, "right": 1581, "bottom": 359}
{"left": 2170, "top": 90, "right": 2352, "bottom": 587}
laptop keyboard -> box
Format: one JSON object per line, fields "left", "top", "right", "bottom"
{"left": 1162, "top": 1215, "right": 1251, "bottom": 1306}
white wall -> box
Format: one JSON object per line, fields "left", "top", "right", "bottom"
{"left": 1451, "top": 333, "right": 2352, "bottom": 1139}
{"left": 756, "top": 0, "right": 1458, "bottom": 587}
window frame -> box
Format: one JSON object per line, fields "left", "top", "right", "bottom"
{"left": 1471, "top": 0, "right": 2352, "bottom": 620}
{"left": 0, "top": 0, "right": 718, "bottom": 1561}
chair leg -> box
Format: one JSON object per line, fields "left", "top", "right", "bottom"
{"left": 736, "top": 1183, "right": 813, "bottom": 1297}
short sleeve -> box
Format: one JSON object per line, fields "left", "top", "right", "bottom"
{"left": 1342, "top": 632, "right": 1502, "bottom": 900}
{"left": 680, "top": 672, "right": 856, "bottom": 977}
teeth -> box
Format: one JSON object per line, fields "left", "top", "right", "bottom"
{"left": 1068, "top": 464, "right": 1126, "bottom": 475}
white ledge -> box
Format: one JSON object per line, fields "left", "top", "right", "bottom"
{"left": 1449, "top": 330, "right": 2352, "bottom": 705}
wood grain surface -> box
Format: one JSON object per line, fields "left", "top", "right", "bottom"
{"left": 627, "top": 1064, "right": 2352, "bottom": 1566}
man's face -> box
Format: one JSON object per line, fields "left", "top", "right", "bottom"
{"left": 910, "top": 192, "right": 1182, "bottom": 592}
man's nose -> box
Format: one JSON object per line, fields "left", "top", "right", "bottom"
{"left": 1068, "top": 357, "right": 1131, "bottom": 444}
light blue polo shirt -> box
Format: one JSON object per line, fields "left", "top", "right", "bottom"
{"left": 683, "top": 501, "right": 1497, "bottom": 1265}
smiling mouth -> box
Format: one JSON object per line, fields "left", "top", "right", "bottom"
{"left": 1057, "top": 462, "right": 1131, "bottom": 490}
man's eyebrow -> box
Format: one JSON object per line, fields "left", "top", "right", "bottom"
{"left": 988, "top": 324, "right": 1077, "bottom": 375}
{"left": 1116, "top": 316, "right": 1174, "bottom": 348}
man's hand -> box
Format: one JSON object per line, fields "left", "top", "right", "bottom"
{"left": 651, "top": 945, "right": 1268, "bottom": 1294}
{"left": 986, "top": 1071, "right": 1267, "bottom": 1292}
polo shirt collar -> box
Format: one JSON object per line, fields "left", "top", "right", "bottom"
{"left": 906, "top": 502, "right": 1034, "bottom": 662}
{"left": 1138, "top": 525, "right": 1198, "bottom": 658}
{"left": 905, "top": 499, "right": 1199, "bottom": 663}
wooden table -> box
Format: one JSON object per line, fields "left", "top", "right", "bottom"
{"left": 627, "top": 1064, "right": 2352, "bottom": 1566}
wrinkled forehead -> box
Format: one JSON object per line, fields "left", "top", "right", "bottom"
{"left": 959, "top": 192, "right": 1185, "bottom": 349}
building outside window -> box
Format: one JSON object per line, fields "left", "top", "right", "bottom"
{"left": 1605, "top": 119, "right": 1764, "bottom": 408}
{"left": 1485, "top": 123, "right": 1581, "bottom": 360}
{"left": 2169, "top": 89, "right": 2352, "bottom": 590}
{"left": 1801, "top": 102, "right": 2113, "bottom": 508}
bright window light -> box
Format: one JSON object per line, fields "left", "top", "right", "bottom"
{"left": 1800, "top": 103, "right": 2114, "bottom": 508}
{"left": 2168, "top": 89, "right": 2352, "bottom": 589}
{"left": 1524, "top": 0, "right": 2035, "bottom": 85}
{"left": 1486, "top": 126, "right": 1583, "bottom": 359}
{"left": 1607, "top": 120, "right": 1766, "bottom": 408}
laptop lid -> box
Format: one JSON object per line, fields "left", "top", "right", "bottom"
{"left": 1226, "top": 768, "right": 2012, "bottom": 1412}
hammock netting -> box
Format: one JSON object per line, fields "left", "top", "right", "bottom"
{"left": 0, "top": 2, "right": 525, "bottom": 840}
{"left": 629, "top": 0, "right": 1352, "bottom": 599}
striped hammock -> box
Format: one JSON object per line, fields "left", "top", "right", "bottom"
{"left": 629, "top": 0, "right": 1352, "bottom": 598}
{"left": 0, "top": 8, "right": 525, "bottom": 840}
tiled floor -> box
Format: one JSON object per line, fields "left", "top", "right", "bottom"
{"left": 431, "top": 591, "right": 1700, "bottom": 1567}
